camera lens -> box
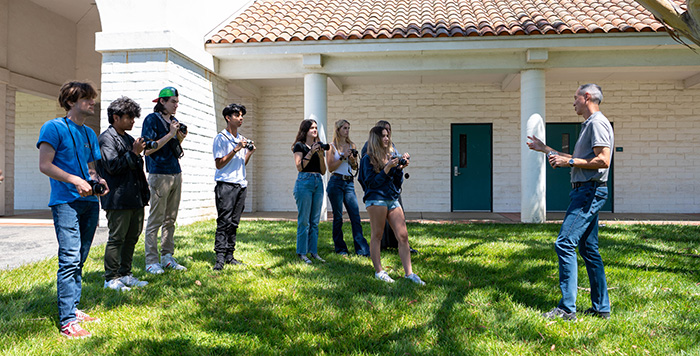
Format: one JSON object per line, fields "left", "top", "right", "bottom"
{"left": 178, "top": 123, "right": 188, "bottom": 134}
{"left": 144, "top": 141, "right": 158, "bottom": 150}
{"left": 320, "top": 143, "right": 330, "bottom": 150}
{"left": 89, "top": 180, "right": 106, "bottom": 195}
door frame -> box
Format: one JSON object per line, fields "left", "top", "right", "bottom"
{"left": 450, "top": 123, "right": 493, "bottom": 212}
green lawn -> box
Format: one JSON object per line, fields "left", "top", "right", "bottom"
{"left": 1, "top": 220, "right": 699, "bottom": 355}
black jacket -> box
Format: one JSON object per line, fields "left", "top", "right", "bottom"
{"left": 97, "top": 126, "right": 150, "bottom": 210}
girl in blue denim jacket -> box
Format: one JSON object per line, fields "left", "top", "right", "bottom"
{"left": 358, "top": 126, "right": 425, "bottom": 285}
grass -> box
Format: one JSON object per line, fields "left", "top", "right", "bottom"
{"left": 1, "top": 220, "right": 699, "bottom": 355}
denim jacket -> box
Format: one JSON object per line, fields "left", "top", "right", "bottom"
{"left": 358, "top": 154, "right": 403, "bottom": 202}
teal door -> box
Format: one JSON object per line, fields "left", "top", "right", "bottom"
{"left": 545, "top": 123, "right": 613, "bottom": 212}
{"left": 451, "top": 124, "right": 492, "bottom": 211}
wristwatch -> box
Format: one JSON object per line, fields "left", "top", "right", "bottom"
{"left": 568, "top": 159, "right": 574, "bottom": 167}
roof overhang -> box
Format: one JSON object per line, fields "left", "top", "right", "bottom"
{"left": 206, "top": 33, "right": 700, "bottom": 90}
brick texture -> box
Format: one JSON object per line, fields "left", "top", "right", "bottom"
{"left": 100, "top": 49, "right": 228, "bottom": 224}
{"left": 14, "top": 92, "right": 65, "bottom": 209}
{"left": 251, "top": 80, "right": 700, "bottom": 214}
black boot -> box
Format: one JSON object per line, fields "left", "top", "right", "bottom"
{"left": 225, "top": 252, "right": 244, "bottom": 265}
{"left": 213, "top": 253, "right": 225, "bottom": 271}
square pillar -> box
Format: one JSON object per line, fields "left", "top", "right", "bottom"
{"left": 0, "top": 83, "right": 15, "bottom": 216}
{"left": 99, "top": 49, "right": 228, "bottom": 224}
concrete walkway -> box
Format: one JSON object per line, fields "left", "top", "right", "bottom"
{"left": 1, "top": 209, "right": 699, "bottom": 270}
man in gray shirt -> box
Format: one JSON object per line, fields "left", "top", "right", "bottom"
{"left": 527, "top": 83, "right": 613, "bottom": 321}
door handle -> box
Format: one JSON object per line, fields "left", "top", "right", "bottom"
{"left": 453, "top": 166, "right": 461, "bottom": 176}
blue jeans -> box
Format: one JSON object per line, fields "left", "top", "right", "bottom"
{"left": 555, "top": 185, "right": 610, "bottom": 313}
{"left": 294, "top": 172, "right": 324, "bottom": 255}
{"left": 51, "top": 201, "right": 99, "bottom": 326}
{"left": 326, "top": 175, "right": 369, "bottom": 255}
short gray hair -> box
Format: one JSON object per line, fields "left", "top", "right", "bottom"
{"left": 578, "top": 84, "right": 603, "bottom": 104}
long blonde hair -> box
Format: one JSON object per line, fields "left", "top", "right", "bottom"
{"left": 332, "top": 119, "right": 355, "bottom": 149}
{"left": 367, "top": 126, "right": 390, "bottom": 173}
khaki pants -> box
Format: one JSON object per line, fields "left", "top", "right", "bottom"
{"left": 144, "top": 173, "right": 182, "bottom": 265}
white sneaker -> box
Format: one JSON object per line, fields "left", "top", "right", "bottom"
{"left": 405, "top": 273, "right": 426, "bottom": 286}
{"left": 161, "top": 253, "right": 187, "bottom": 271}
{"left": 119, "top": 274, "right": 148, "bottom": 288}
{"left": 375, "top": 270, "right": 395, "bottom": 283}
{"left": 298, "top": 254, "right": 312, "bottom": 264}
{"left": 104, "top": 279, "right": 131, "bottom": 291}
{"left": 146, "top": 263, "right": 165, "bottom": 274}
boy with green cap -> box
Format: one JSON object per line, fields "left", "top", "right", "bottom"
{"left": 141, "top": 86, "right": 188, "bottom": 274}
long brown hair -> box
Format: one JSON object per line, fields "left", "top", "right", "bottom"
{"left": 332, "top": 119, "right": 355, "bottom": 149}
{"left": 367, "top": 126, "right": 390, "bottom": 173}
{"left": 292, "top": 119, "right": 318, "bottom": 150}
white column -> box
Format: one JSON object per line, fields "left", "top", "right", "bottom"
{"left": 304, "top": 73, "right": 328, "bottom": 221}
{"left": 520, "top": 69, "right": 546, "bottom": 223}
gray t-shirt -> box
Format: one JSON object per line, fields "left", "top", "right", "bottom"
{"left": 571, "top": 111, "right": 614, "bottom": 183}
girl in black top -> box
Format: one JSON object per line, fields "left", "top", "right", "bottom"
{"left": 292, "top": 119, "right": 327, "bottom": 264}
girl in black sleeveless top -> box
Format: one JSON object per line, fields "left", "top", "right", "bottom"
{"left": 291, "top": 119, "right": 326, "bottom": 264}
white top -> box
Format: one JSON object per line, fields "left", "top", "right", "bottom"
{"left": 212, "top": 129, "right": 247, "bottom": 187}
{"left": 330, "top": 142, "right": 352, "bottom": 176}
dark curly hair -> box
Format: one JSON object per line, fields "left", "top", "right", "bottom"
{"left": 107, "top": 97, "right": 141, "bottom": 124}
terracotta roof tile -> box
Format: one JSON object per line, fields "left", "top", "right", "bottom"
{"left": 207, "top": 0, "right": 676, "bottom": 44}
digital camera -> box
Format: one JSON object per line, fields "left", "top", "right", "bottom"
{"left": 87, "top": 180, "right": 106, "bottom": 195}
{"left": 318, "top": 142, "right": 331, "bottom": 150}
{"left": 178, "top": 123, "right": 188, "bottom": 135}
{"left": 349, "top": 148, "right": 359, "bottom": 157}
{"left": 144, "top": 140, "right": 158, "bottom": 150}
{"left": 244, "top": 140, "right": 255, "bottom": 150}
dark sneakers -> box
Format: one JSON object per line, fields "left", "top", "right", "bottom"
{"left": 583, "top": 308, "right": 611, "bottom": 319}
{"left": 543, "top": 307, "right": 577, "bottom": 321}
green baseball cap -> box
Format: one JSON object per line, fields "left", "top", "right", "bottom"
{"left": 152, "top": 86, "right": 179, "bottom": 102}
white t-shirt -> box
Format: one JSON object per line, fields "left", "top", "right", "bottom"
{"left": 212, "top": 129, "right": 247, "bottom": 187}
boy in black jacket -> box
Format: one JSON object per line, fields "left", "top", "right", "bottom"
{"left": 98, "top": 97, "right": 150, "bottom": 291}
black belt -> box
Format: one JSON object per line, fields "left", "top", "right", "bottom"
{"left": 572, "top": 181, "right": 606, "bottom": 189}
{"left": 332, "top": 173, "right": 353, "bottom": 181}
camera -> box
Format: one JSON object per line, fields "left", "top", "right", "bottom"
{"left": 318, "top": 142, "right": 330, "bottom": 150}
{"left": 392, "top": 154, "right": 408, "bottom": 166}
{"left": 144, "top": 140, "right": 158, "bottom": 150}
{"left": 87, "top": 180, "right": 106, "bottom": 195}
{"left": 244, "top": 140, "right": 255, "bottom": 150}
{"left": 349, "top": 148, "right": 359, "bottom": 158}
{"left": 178, "top": 123, "right": 188, "bottom": 135}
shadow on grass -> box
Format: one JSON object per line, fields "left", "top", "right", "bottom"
{"left": 3, "top": 220, "right": 700, "bottom": 354}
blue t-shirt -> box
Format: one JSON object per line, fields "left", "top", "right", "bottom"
{"left": 141, "top": 112, "right": 182, "bottom": 174}
{"left": 36, "top": 117, "right": 101, "bottom": 206}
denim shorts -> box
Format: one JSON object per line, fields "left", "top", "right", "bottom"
{"left": 365, "top": 199, "right": 401, "bottom": 211}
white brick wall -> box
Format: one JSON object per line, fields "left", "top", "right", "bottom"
{"left": 253, "top": 82, "right": 522, "bottom": 213}
{"left": 100, "top": 49, "right": 227, "bottom": 224}
{"left": 249, "top": 80, "right": 700, "bottom": 214}
{"left": 14, "top": 91, "right": 64, "bottom": 210}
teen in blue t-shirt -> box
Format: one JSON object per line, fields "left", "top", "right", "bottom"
{"left": 37, "top": 82, "right": 107, "bottom": 339}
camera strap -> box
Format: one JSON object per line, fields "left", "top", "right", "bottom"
{"left": 154, "top": 112, "right": 184, "bottom": 159}
{"left": 63, "top": 117, "right": 94, "bottom": 181}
